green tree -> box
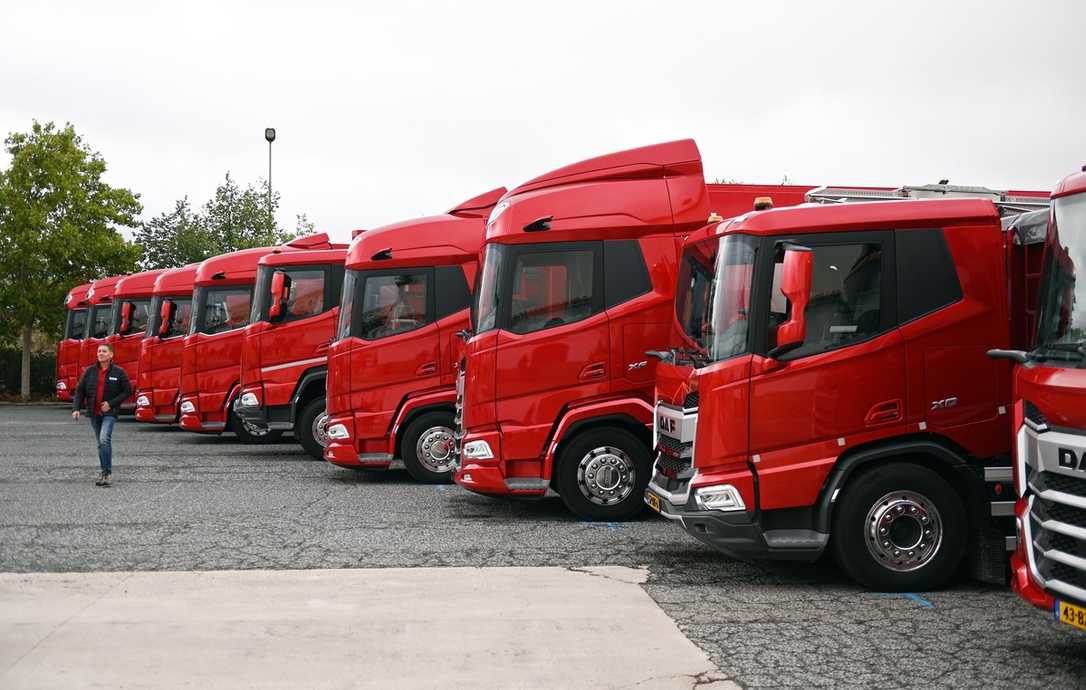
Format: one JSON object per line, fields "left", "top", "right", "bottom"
{"left": 0, "top": 121, "right": 142, "bottom": 400}
{"left": 135, "top": 173, "right": 305, "bottom": 270}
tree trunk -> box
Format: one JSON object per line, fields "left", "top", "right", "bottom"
{"left": 20, "top": 323, "right": 32, "bottom": 402}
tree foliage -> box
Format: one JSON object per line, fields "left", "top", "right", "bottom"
{"left": 135, "top": 173, "right": 306, "bottom": 269}
{"left": 0, "top": 121, "right": 142, "bottom": 343}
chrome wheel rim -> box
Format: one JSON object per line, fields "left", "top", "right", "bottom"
{"left": 416, "top": 426, "right": 455, "bottom": 473}
{"left": 864, "top": 490, "right": 943, "bottom": 572}
{"left": 576, "top": 446, "right": 636, "bottom": 506}
{"left": 312, "top": 411, "right": 329, "bottom": 448}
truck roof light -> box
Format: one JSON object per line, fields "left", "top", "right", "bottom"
{"left": 753, "top": 196, "right": 774, "bottom": 211}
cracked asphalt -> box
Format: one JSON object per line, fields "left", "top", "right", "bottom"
{"left": 2, "top": 405, "right": 1084, "bottom": 689}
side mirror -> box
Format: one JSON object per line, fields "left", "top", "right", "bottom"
{"left": 770, "top": 246, "right": 813, "bottom": 358}
{"left": 158, "top": 300, "right": 175, "bottom": 336}
{"left": 120, "top": 302, "right": 133, "bottom": 334}
{"left": 269, "top": 271, "right": 289, "bottom": 321}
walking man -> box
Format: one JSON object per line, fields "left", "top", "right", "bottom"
{"left": 72, "top": 343, "right": 131, "bottom": 487}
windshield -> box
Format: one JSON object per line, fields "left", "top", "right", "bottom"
{"left": 472, "top": 244, "right": 507, "bottom": 334}
{"left": 65, "top": 308, "right": 88, "bottom": 340}
{"left": 190, "top": 286, "right": 252, "bottom": 335}
{"left": 676, "top": 234, "right": 757, "bottom": 362}
{"left": 1036, "top": 192, "right": 1086, "bottom": 361}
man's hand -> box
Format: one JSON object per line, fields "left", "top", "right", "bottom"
{"left": 71, "top": 410, "right": 80, "bottom": 420}
{"left": 100, "top": 402, "right": 111, "bottom": 413}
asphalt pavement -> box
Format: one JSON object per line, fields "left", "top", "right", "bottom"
{"left": 1, "top": 405, "right": 1084, "bottom": 688}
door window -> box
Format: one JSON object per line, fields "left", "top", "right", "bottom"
{"left": 161, "top": 298, "right": 192, "bottom": 338}
{"left": 358, "top": 272, "right": 430, "bottom": 340}
{"left": 90, "top": 305, "right": 112, "bottom": 339}
{"left": 116, "top": 299, "right": 151, "bottom": 336}
{"left": 282, "top": 269, "right": 326, "bottom": 321}
{"left": 768, "top": 241, "right": 885, "bottom": 358}
{"left": 508, "top": 249, "right": 596, "bottom": 334}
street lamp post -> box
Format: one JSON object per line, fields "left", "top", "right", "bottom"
{"left": 264, "top": 127, "right": 276, "bottom": 215}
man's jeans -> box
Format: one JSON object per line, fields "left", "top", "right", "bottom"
{"left": 89, "top": 415, "right": 116, "bottom": 474}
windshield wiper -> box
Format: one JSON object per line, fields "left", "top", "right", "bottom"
{"left": 1031, "top": 343, "right": 1086, "bottom": 362}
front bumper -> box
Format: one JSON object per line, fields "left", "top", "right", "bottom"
{"left": 178, "top": 397, "right": 225, "bottom": 433}
{"left": 134, "top": 388, "right": 180, "bottom": 424}
{"left": 453, "top": 430, "right": 550, "bottom": 496}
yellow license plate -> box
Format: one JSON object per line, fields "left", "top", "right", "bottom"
{"left": 1057, "top": 600, "right": 1086, "bottom": 631}
{"left": 646, "top": 492, "right": 661, "bottom": 513}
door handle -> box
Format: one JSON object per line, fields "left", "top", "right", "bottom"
{"left": 416, "top": 362, "right": 438, "bottom": 376}
{"left": 865, "top": 399, "right": 903, "bottom": 425}
{"left": 579, "top": 362, "right": 606, "bottom": 381}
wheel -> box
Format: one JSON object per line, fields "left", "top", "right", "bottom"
{"left": 296, "top": 397, "right": 329, "bottom": 460}
{"left": 401, "top": 411, "right": 456, "bottom": 483}
{"left": 555, "top": 427, "right": 651, "bottom": 521}
{"left": 831, "top": 462, "right": 966, "bottom": 591}
{"left": 230, "top": 409, "right": 283, "bottom": 445}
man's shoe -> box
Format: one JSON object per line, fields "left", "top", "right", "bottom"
{"left": 95, "top": 472, "right": 107, "bottom": 487}
{"left": 101, "top": 472, "right": 112, "bottom": 487}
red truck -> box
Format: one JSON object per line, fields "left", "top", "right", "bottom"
{"left": 451, "top": 141, "right": 850, "bottom": 520}
{"left": 645, "top": 181, "right": 1051, "bottom": 591}
{"left": 323, "top": 188, "right": 506, "bottom": 481}
{"left": 56, "top": 282, "right": 92, "bottom": 401}
{"left": 79, "top": 275, "right": 123, "bottom": 375}
{"left": 106, "top": 269, "right": 164, "bottom": 409}
{"left": 234, "top": 246, "right": 349, "bottom": 457}
{"left": 991, "top": 166, "right": 1086, "bottom": 630}
{"left": 178, "top": 234, "right": 339, "bottom": 441}
{"left": 134, "top": 264, "right": 199, "bottom": 423}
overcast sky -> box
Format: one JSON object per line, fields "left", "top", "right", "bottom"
{"left": 2, "top": 0, "right": 1084, "bottom": 243}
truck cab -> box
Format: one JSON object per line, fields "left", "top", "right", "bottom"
{"left": 234, "top": 247, "right": 348, "bottom": 458}
{"left": 998, "top": 167, "right": 1086, "bottom": 630}
{"left": 79, "top": 275, "right": 123, "bottom": 376}
{"left": 453, "top": 140, "right": 717, "bottom": 520}
{"left": 647, "top": 186, "right": 1050, "bottom": 591}
{"left": 178, "top": 234, "right": 336, "bottom": 441}
{"left": 323, "top": 187, "right": 505, "bottom": 482}
{"left": 135, "top": 264, "right": 198, "bottom": 423}
{"left": 56, "top": 282, "right": 91, "bottom": 401}
{"left": 107, "top": 269, "right": 164, "bottom": 410}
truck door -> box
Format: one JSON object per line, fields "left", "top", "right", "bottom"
{"left": 345, "top": 269, "right": 440, "bottom": 449}
{"left": 494, "top": 242, "right": 610, "bottom": 467}
{"left": 749, "top": 232, "right": 906, "bottom": 511}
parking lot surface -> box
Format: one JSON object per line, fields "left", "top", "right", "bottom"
{"left": 1, "top": 405, "right": 1084, "bottom": 688}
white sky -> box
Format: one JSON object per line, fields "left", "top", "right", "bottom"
{"left": 2, "top": 0, "right": 1084, "bottom": 243}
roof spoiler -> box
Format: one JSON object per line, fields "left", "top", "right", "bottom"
{"left": 509, "top": 139, "right": 702, "bottom": 197}
{"left": 286, "top": 232, "right": 333, "bottom": 249}
{"left": 448, "top": 187, "right": 508, "bottom": 216}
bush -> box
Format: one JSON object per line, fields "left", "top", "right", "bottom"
{"left": 0, "top": 349, "right": 57, "bottom": 399}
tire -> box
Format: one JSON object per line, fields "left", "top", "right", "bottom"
{"left": 401, "top": 411, "right": 456, "bottom": 483}
{"left": 555, "top": 426, "right": 651, "bottom": 521}
{"left": 230, "top": 409, "right": 283, "bottom": 445}
{"left": 831, "top": 462, "right": 966, "bottom": 592}
{"left": 296, "top": 397, "right": 329, "bottom": 460}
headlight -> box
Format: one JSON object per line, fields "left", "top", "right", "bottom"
{"left": 462, "top": 440, "right": 493, "bottom": 460}
{"left": 136, "top": 395, "right": 150, "bottom": 407}
{"left": 694, "top": 484, "right": 746, "bottom": 512}
{"left": 56, "top": 381, "right": 67, "bottom": 390}
{"left": 180, "top": 400, "right": 196, "bottom": 414}
{"left": 326, "top": 423, "right": 350, "bottom": 440}
{"left": 239, "top": 392, "right": 259, "bottom": 407}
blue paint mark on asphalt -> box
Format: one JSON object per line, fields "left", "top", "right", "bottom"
{"left": 434, "top": 485, "right": 447, "bottom": 493}
{"left": 875, "top": 592, "right": 935, "bottom": 609}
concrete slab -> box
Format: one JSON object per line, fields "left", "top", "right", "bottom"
{"left": 0, "top": 566, "right": 735, "bottom": 690}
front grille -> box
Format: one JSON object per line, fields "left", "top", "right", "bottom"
{"left": 657, "top": 434, "right": 686, "bottom": 457}
{"left": 1023, "top": 400, "right": 1048, "bottom": 429}
{"left": 656, "top": 452, "right": 692, "bottom": 477}
{"left": 1034, "top": 471, "right": 1086, "bottom": 499}
{"left": 1036, "top": 498, "right": 1086, "bottom": 529}
{"left": 1041, "top": 561, "right": 1086, "bottom": 593}
{"left": 1042, "top": 531, "right": 1086, "bottom": 560}
{"left": 683, "top": 391, "right": 699, "bottom": 409}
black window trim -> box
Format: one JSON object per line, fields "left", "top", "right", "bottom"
{"left": 752, "top": 230, "right": 897, "bottom": 361}
{"left": 603, "top": 239, "right": 652, "bottom": 309}
{"left": 495, "top": 240, "right": 605, "bottom": 335}
{"left": 894, "top": 227, "right": 963, "bottom": 326}
{"left": 351, "top": 266, "right": 437, "bottom": 342}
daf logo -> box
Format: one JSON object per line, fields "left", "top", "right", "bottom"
{"left": 659, "top": 416, "right": 676, "bottom": 434}
{"left": 1058, "top": 447, "right": 1086, "bottom": 472}
{"left": 87, "top": 287, "right": 96, "bottom": 299}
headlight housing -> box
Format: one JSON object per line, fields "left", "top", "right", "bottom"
{"left": 694, "top": 484, "right": 746, "bottom": 512}
{"left": 326, "top": 423, "right": 350, "bottom": 440}
{"left": 462, "top": 440, "right": 494, "bottom": 460}
{"left": 56, "top": 381, "right": 67, "bottom": 390}
{"left": 136, "top": 395, "right": 150, "bottom": 407}
{"left": 179, "top": 400, "right": 196, "bottom": 414}
{"left": 239, "top": 392, "right": 259, "bottom": 407}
